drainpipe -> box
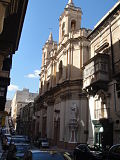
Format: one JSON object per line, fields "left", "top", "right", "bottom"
{"left": 113, "top": 83, "right": 117, "bottom": 112}
{"left": 109, "top": 23, "right": 114, "bottom": 74}
{"left": 109, "top": 23, "right": 118, "bottom": 115}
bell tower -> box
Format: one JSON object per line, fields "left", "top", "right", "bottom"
{"left": 42, "top": 32, "right": 56, "bottom": 67}
{"left": 59, "top": 0, "right": 82, "bottom": 43}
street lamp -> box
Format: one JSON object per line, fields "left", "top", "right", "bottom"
{"left": 0, "top": 0, "right": 10, "bottom": 34}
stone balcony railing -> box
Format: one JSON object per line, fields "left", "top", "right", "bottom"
{"left": 58, "top": 28, "right": 91, "bottom": 49}
{"left": 83, "top": 53, "right": 110, "bottom": 90}
{"left": 69, "top": 29, "right": 81, "bottom": 39}
{"left": 69, "top": 28, "right": 91, "bottom": 39}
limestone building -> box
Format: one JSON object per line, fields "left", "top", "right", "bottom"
{"left": 83, "top": 1, "right": 120, "bottom": 147}
{"left": 11, "top": 88, "right": 38, "bottom": 129}
{"left": 35, "top": 0, "right": 91, "bottom": 149}
{"left": 17, "top": 102, "right": 34, "bottom": 136}
{"left": 0, "top": 0, "right": 28, "bottom": 111}
{"left": 5, "top": 100, "right": 11, "bottom": 114}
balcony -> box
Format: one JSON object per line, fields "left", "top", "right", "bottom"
{"left": 0, "top": 70, "right": 10, "bottom": 87}
{"left": 0, "top": 0, "right": 29, "bottom": 54}
{"left": 83, "top": 54, "right": 110, "bottom": 92}
{"left": 0, "top": 70, "right": 10, "bottom": 111}
{"left": 2, "top": 56, "right": 12, "bottom": 72}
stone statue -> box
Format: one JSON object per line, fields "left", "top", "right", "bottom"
{"left": 69, "top": 103, "right": 78, "bottom": 143}
{"left": 71, "top": 103, "right": 78, "bottom": 120}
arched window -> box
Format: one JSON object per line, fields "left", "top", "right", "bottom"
{"left": 71, "top": 20, "right": 76, "bottom": 31}
{"left": 62, "top": 22, "right": 65, "bottom": 37}
{"left": 59, "top": 60, "right": 63, "bottom": 79}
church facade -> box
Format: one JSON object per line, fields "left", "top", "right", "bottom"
{"left": 35, "top": 0, "right": 91, "bottom": 148}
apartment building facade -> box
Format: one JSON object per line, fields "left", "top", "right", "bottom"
{"left": 0, "top": 0, "right": 28, "bottom": 111}
{"left": 11, "top": 88, "right": 38, "bottom": 129}
{"left": 83, "top": 1, "right": 120, "bottom": 148}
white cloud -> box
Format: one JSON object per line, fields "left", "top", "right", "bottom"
{"left": 8, "top": 84, "right": 19, "bottom": 91}
{"left": 27, "top": 74, "right": 36, "bottom": 78}
{"left": 25, "top": 70, "right": 40, "bottom": 79}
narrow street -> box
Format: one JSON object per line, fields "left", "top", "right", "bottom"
{"left": 0, "top": 0, "right": 120, "bottom": 160}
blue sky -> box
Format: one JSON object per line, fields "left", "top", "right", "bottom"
{"left": 7, "top": 0, "right": 118, "bottom": 99}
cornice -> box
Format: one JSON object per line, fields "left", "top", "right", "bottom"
{"left": 36, "top": 79, "right": 83, "bottom": 103}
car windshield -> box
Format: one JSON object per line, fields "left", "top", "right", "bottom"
{"left": 32, "top": 152, "right": 65, "bottom": 160}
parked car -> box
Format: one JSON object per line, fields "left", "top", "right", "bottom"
{"left": 13, "top": 143, "right": 31, "bottom": 159}
{"left": 36, "top": 138, "right": 49, "bottom": 148}
{"left": 23, "top": 150, "right": 73, "bottom": 160}
{"left": 73, "top": 143, "right": 103, "bottom": 160}
{"left": 40, "top": 138, "right": 49, "bottom": 148}
{"left": 5, "top": 143, "right": 31, "bottom": 160}
{"left": 107, "top": 144, "right": 120, "bottom": 160}
{"left": 10, "top": 135, "right": 30, "bottom": 144}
